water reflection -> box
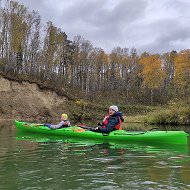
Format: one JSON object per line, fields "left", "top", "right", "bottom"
{"left": 1, "top": 121, "right": 190, "bottom": 190}
{"left": 15, "top": 128, "right": 190, "bottom": 189}
{"left": 16, "top": 130, "right": 189, "bottom": 155}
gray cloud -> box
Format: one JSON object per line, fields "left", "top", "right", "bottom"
{"left": 142, "top": 28, "right": 190, "bottom": 53}
{"left": 58, "top": 0, "right": 147, "bottom": 47}
{"left": 14, "top": 0, "right": 190, "bottom": 53}
{"left": 138, "top": 18, "right": 190, "bottom": 53}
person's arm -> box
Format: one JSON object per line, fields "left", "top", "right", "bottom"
{"left": 97, "top": 117, "right": 118, "bottom": 133}
{"left": 120, "top": 115, "right": 124, "bottom": 122}
{"left": 49, "top": 121, "right": 65, "bottom": 129}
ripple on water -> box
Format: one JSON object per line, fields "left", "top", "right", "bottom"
{"left": 142, "top": 181, "right": 158, "bottom": 185}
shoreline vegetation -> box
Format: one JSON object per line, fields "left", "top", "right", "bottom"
{"left": 0, "top": 100, "right": 190, "bottom": 128}
{"left": 71, "top": 100, "right": 190, "bottom": 127}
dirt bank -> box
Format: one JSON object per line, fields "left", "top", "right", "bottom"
{"left": 0, "top": 74, "right": 73, "bottom": 122}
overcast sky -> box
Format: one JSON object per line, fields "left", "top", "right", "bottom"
{"left": 14, "top": 0, "right": 190, "bottom": 54}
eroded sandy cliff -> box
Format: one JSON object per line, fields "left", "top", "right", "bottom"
{"left": 0, "top": 74, "right": 72, "bottom": 122}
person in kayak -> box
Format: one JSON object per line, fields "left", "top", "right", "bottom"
{"left": 90, "top": 105, "right": 124, "bottom": 133}
{"left": 44, "top": 113, "right": 71, "bottom": 129}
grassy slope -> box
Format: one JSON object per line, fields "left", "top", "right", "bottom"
{"left": 71, "top": 100, "right": 190, "bottom": 126}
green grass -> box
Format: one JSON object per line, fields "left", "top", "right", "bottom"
{"left": 124, "top": 115, "right": 146, "bottom": 123}
{"left": 144, "top": 102, "right": 190, "bottom": 125}
{"left": 68, "top": 99, "right": 190, "bottom": 126}
{"left": 68, "top": 100, "right": 155, "bottom": 124}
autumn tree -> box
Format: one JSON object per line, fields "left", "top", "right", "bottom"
{"left": 174, "top": 49, "right": 190, "bottom": 97}
{"left": 139, "top": 54, "right": 166, "bottom": 104}
{"left": 162, "top": 50, "right": 177, "bottom": 100}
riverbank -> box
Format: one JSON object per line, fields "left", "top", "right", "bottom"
{"left": 124, "top": 103, "right": 190, "bottom": 126}
{"left": 1, "top": 102, "right": 190, "bottom": 127}
{"left": 1, "top": 73, "right": 190, "bottom": 126}
{"left": 144, "top": 101, "right": 190, "bottom": 126}
{"left": 57, "top": 101, "right": 190, "bottom": 127}
{"left": 0, "top": 73, "right": 74, "bottom": 122}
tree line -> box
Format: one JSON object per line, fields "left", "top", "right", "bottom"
{"left": 0, "top": 0, "right": 190, "bottom": 105}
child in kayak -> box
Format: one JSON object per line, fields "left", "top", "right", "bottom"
{"left": 44, "top": 113, "right": 71, "bottom": 129}
{"left": 90, "top": 105, "right": 124, "bottom": 133}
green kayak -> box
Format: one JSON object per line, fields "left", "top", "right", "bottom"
{"left": 15, "top": 121, "right": 189, "bottom": 145}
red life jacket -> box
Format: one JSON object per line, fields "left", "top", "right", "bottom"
{"left": 102, "top": 115, "right": 122, "bottom": 130}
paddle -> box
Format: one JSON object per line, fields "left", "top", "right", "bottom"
{"left": 77, "top": 123, "right": 93, "bottom": 130}
{"left": 35, "top": 124, "right": 45, "bottom": 126}
{"left": 76, "top": 114, "right": 93, "bottom": 130}
{"left": 148, "top": 127, "right": 159, "bottom": 131}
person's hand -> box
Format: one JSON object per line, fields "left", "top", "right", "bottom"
{"left": 44, "top": 124, "right": 51, "bottom": 128}
{"left": 64, "top": 121, "right": 69, "bottom": 125}
{"left": 90, "top": 127, "right": 99, "bottom": 132}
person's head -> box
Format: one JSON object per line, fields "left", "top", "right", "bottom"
{"left": 61, "top": 113, "right": 68, "bottom": 120}
{"left": 108, "top": 105, "right": 118, "bottom": 115}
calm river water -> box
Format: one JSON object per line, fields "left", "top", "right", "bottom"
{"left": 0, "top": 121, "right": 190, "bottom": 190}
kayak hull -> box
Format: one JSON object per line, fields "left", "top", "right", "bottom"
{"left": 14, "top": 121, "right": 189, "bottom": 145}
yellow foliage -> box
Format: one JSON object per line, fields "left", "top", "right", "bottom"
{"left": 75, "top": 99, "right": 87, "bottom": 106}
{"left": 174, "top": 50, "right": 190, "bottom": 89}
{"left": 139, "top": 55, "right": 165, "bottom": 90}
{"left": 9, "top": 1, "right": 28, "bottom": 52}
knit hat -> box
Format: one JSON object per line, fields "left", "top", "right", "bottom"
{"left": 109, "top": 105, "right": 118, "bottom": 112}
{"left": 61, "top": 114, "right": 68, "bottom": 120}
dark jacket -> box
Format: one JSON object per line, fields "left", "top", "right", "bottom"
{"left": 94, "top": 112, "right": 124, "bottom": 133}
